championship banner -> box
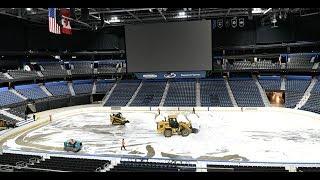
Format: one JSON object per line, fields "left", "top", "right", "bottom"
{"left": 60, "top": 8, "right": 72, "bottom": 35}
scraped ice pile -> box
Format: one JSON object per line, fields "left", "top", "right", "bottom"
{"left": 4, "top": 109, "right": 320, "bottom": 163}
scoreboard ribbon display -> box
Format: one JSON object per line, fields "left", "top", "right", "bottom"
{"left": 135, "top": 71, "right": 206, "bottom": 80}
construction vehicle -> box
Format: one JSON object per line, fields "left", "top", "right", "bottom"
{"left": 64, "top": 139, "right": 82, "bottom": 152}
{"left": 156, "top": 115, "right": 199, "bottom": 137}
{"left": 110, "top": 112, "right": 130, "bottom": 125}
{"left": 0, "top": 118, "right": 16, "bottom": 129}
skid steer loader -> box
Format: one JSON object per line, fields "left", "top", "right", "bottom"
{"left": 110, "top": 112, "right": 130, "bottom": 125}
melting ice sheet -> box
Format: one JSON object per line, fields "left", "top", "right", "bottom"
{"left": 4, "top": 110, "right": 320, "bottom": 163}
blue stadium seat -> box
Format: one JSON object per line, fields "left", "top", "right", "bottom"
{"left": 130, "top": 80, "right": 166, "bottom": 106}
{"left": 285, "top": 78, "right": 310, "bottom": 108}
{"left": 95, "top": 80, "right": 115, "bottom": 94}
{"left": 15, "top": 84, "right": 48, "bottom": 100}
{"left": 0, "top": 90, "right": 25, "bottom": 107}
{"left": 229, "top": 78, "right": 264, "bottom": 107}
{"left": 200, "top": 79, "right": 233, "bottom": 107}
{"left": 164, "top": 79, "right": 196, "bottom": 107}
{"left": 72, "top": 80, "right": 93, "bottom": 95}
{"left": 104, "top": 81, "right": 140, "bottom": 106}
{"left": 45, "top": 82, "right": 71, "bottom": 96}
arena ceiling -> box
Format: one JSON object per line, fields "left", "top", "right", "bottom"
{"left": 0, "top": 8, "right": 319, "bottom": 30}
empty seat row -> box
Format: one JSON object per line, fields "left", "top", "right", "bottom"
{"left": 7, "top": 105, "right": 26, "bottom": 118}
{"left": 164, "top": 80, "right": 196, "bottom": 107}
{"left": 97, "top": 63, "right": 118, "bottom": 74}
{"left": 7, "top": 70, "right": 39, "bottom": 79}
{"left": 110, "top": 161, "right": 196, "bottom": 172}
{"left": 104, "top": 81, "right": 140, "bottom": 106}
{"left": 0, "top": 72, "right": 8, "bottom": 81}
{"left": 200, "top": 79, "right": 233, "bottom": 107}
{"left": 0, "top": 153, "right": 41, "bottom": 166}
{"left": 0, "top": 91, "right": 25, "bottom": 107}
{"left": 95, "top": 80, "right": 115, "bottom": 94}
{"left": 73, "top": 82, "right": 93, "bottom": 95}
{"left": 45, "top": 82, "right": 71, "bottom": 96}
{"left": 40, "top": 63, "right": 68, "bottom": 77}
{"left": 229, "top": 79, "right": 264, "bottom": 107}
{"left": 16, "top": 85, "right": 48, "bottom": 100}
{"left": 207, "top": 164, "right": 287, "bottom": 172}
{"left": 71, "top": 62, "right": 93, "bottom": 75}
{"left": 258, "top": 79, "right": 281, "bottom": 91}
{"left": 130, "top": 81, "right": 166, "bottom": 106}
{"left": 29, "top": 157, "right": 110, "bottom": 172}
{"left": 285, "top": 79, "right": 310, "bottom": 108}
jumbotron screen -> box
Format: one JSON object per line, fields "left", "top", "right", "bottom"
{"left": 125, "top": 20, "right": 212, "bottom": 72}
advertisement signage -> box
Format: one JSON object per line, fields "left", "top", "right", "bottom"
{"left": 135, "top": 71, "right": 206, "bottom": 80}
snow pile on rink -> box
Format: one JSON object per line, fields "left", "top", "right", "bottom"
{"left": 3, "top": 108, "right": 320, "bottom": 163}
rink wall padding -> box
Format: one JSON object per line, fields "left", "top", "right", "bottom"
{"left": 34, "top": 100, "right": 50, "bottom": 112}
{"left": 92, "top": 94, "right": 105, "bottom": 102}
{"left": 33, "top": 95, "right": 92, "bottom": 112}
{"left": 49, "top": 96, "right": 70, "bottom": 109}
{"left": 69, "top": 95, "right": 91, "bottom": 106}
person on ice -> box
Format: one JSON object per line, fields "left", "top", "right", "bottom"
{"left": 68, "top": 139, "right": 76, "bottom": 148}
{"left": 121, "top": 138, "right": 127, "bottom": 150}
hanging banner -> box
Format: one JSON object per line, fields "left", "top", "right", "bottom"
{"left": 212, "top": 19, "right": 217, "bottom": 29}
{"left": 231, "top": 18, "right": 237, "bottom": 28}
{"left": 217, "top": 19, "right": 223, "bottom": 28}
{"left": 225, "top": 18, "right": 230, "bottom": 28}
{"left": 239, "top": 18, "right": 245, "bottom": 27}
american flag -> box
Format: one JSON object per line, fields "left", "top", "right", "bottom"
{"left": 48, "top": 8, "right": 61, "bottom": 34}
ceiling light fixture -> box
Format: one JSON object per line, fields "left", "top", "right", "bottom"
{"left": 263, "top": 8, "right": 272, "bottom": 14}
{"left": 109, "top": 16, "right": 120, "bottom": 23}
{"left": 252, "top": 8, "right": 263, "bottom": 14}
{"left": 177, "top": 11, "right": 188, "bottom": 18}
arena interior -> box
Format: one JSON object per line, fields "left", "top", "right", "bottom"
{"left": 1, "top": 8, "right": 320, "bottom": 172}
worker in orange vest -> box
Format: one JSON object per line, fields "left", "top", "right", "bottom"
{"left": 121, "top": 138, "right": 126, "bottom": 150}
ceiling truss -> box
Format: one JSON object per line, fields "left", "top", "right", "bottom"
{"left": 0, "top": 8, "right": 317, "bottom": 31}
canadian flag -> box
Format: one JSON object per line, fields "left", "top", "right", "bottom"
{"left": 60, "top": 8, "right": 72, "bottom": 35}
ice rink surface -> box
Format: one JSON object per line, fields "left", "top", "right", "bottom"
{"left": 4, "top": 109, "right": 320, "bottom": 163}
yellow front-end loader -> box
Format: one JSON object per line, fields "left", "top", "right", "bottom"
{"left": 156, "top": 115, "right": 199, "bottom": 137}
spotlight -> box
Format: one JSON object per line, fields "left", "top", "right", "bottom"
{"left": 26, "top": 8, "right": 32, "bottom": 11}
